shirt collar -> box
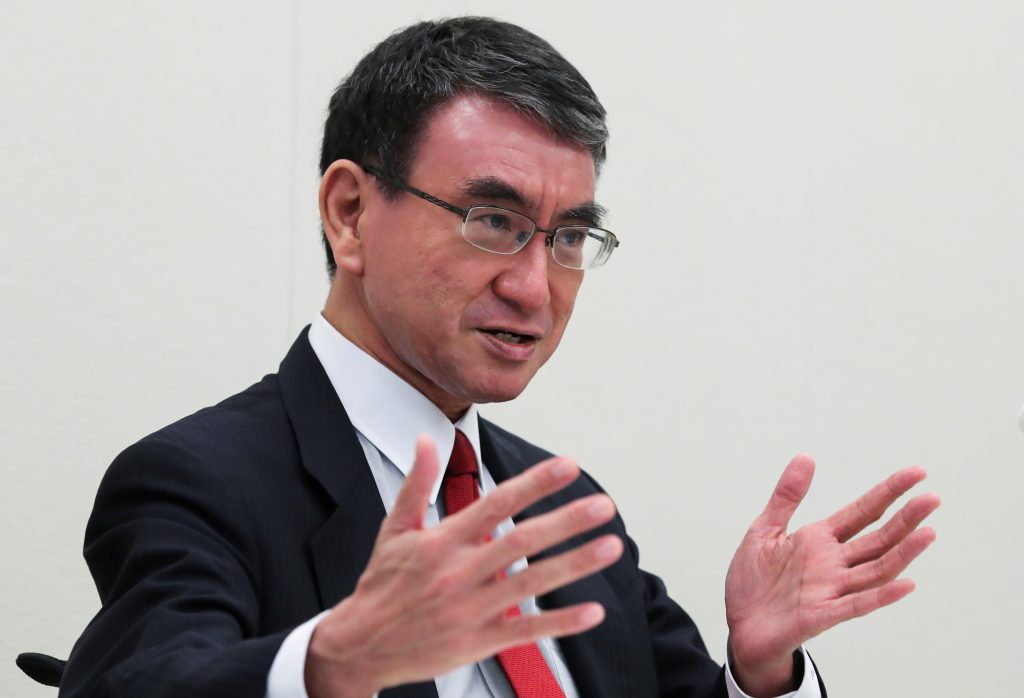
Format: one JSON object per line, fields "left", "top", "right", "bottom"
{"left": 307, "top": 313, "right": 481, "bottom": 505}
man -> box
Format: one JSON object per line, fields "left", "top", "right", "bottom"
{"left": 57, "top": 16, "right": 938, "bottom": 698}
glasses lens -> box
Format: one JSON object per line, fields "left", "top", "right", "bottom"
{"left": 552, "top": 227, "right": 617, "bottom": 270}
{"left": 463, "top": 207, "right": 535, "bottom": 254}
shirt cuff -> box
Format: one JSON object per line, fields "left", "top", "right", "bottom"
{"left": 265, "top": 610, "right": 331, "bottom": 698}
{"left": 724, "top": 647, "right": 820, "bottom": 698}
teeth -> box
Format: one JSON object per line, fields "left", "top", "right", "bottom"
{"left": 493, "top": 331, "right": 527, "bottom": 344}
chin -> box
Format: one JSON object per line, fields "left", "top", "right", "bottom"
{"left": 472, "top": 389, "right": 521, "bottom": 405}
{"left": 456, "top": 371, "right": 534, "bottom": 406}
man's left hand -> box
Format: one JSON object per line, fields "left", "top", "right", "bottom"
{"left": 724, "top": 455, "right": 940, "bottom": 697}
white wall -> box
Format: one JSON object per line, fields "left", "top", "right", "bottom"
{"left": 2, "top": 1, "right": 1022, "bottom": 695}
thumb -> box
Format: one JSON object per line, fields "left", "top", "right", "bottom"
{"left": 755, "top": 453, "right": 815, "bottom": 533}
{"left": 382, "top": 434, "right": 441, "bottom": 536}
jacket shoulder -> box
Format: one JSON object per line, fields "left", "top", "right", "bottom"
{"left": 478, "top": 417, "right": 556, "bottom": 463}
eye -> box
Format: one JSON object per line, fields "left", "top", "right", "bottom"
{"left": 482, "top": 213, "right": 512, "bottom": 231}
{"left": 558, "top": 229, "right": 586, "bottom": 247}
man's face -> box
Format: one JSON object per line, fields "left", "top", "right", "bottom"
{"left": 346, "top": 94, "right": 599, "bottom": 413}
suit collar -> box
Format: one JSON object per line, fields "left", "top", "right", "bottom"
{"left": 308, "top": 313, "right": 483, "bottom": 505}
{"left": 278, "top": 325, "right": 371, "bottom": 508}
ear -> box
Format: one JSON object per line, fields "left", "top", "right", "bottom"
{"left": 319, "top": 160, "right": 370, "bottom": 276}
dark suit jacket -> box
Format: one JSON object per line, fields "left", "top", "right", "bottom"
{"left": 59, "top": 329, "right": 815, "bottom": 697}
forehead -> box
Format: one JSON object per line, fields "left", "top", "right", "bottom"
{"left": 407, "top": 94, "right": 597, "bottom": 210}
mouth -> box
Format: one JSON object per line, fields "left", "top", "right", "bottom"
{"left": 478, "top": 328, "right": 537, "bottom": 345}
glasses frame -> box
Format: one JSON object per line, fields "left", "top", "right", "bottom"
{"left": 361, "top": 164, "right": 619, "bottom": 270}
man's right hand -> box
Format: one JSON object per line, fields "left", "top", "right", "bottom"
{"left": 304, "top": 434, "right": 623, "bottom": 698}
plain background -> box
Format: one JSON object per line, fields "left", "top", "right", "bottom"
{"left": 3, "top": 1, "right": 1022, "bottom": 695}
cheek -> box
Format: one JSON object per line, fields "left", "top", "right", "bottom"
{"left": 365, "top": 242, "right": 471, "bottom": 343}
{"left": 551, "top": 274, "right": 583, "bottom": 328}
{"left": 363, "top": 220, "right": 436, "bottom": 308}
{"left": 532, "top": 274, "right": 582, "bottom": 367}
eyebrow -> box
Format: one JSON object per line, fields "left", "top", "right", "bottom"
{"left": 461, "top": 176, "right": 528, "bottom": 208}
{"left": 561, "top": 202, "right": 607, "bottom": 229}
{"left": 459, "top": 176, "right": 608, "bottom": 228}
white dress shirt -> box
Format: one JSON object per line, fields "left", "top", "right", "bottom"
{"left": 266, "top": 313, "right": 820, "bottom": 698}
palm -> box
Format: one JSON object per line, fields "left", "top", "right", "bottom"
{"left": 724, "top": 455, "right": 939, "bottom": 673}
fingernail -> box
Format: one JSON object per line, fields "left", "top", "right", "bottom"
{"left": 580, "top": 605, "right": 604, "bottom": 625}
{"left": 595, "top": 538, "right": 620, "bottom": 561}
{"left": 587, "top": 498, "right": 613, "bottom": 519}
{"left": 552, "top": 460, "right": 575, "bottom": 479}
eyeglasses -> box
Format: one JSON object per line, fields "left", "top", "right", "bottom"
{"left": 361, "top": 164, "right": 619, "bottom": 270}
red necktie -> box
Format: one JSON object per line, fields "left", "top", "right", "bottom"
{"left": 443, "top": 430, "right": 566, "bottom": 698}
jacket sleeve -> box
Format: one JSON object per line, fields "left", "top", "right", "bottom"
{"left": 628, "top": 535, "right": 827, "bottom": 698}
{"left": 59, "top": 436, "right": 289, "bottom": 698}
{"left": 626, "top": 536, "right": 729, "bottom": 698}
{"left": 580, "top": 461, "right": 826, "bottom": 698}
{"left": 565, "top": 465, "right": 721, "bottom": 697}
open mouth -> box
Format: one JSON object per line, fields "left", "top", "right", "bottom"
{"left": 480, "top": 328, "right": 536, "bottom": 345}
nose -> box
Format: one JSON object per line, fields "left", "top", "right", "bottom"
{"left": 491, "top": 231, "right": 551, "bottom": 312}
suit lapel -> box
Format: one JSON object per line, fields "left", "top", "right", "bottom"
{"left": 279, "top": 327, "right": 386, "bottom": 609}
{"left": 278, "top": 329, "right": 439, "bottom": 698}
{"left": 479, "top": 420, "right": 644, "bottom": 698}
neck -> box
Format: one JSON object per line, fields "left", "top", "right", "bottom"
{"left": 321, "top": 282, "right": 470, "bottom": 422}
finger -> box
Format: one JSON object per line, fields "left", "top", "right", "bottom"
{"left": 479, "top": 602, "right": 606, "bottom": 655}
{"left": 754, "top": 454, "right": 815, "bottom": 533}
{"left": 475, "top": 534, "right": 624, "bottom": 615}
{"left": 444, "top": 456, "right": 580, "bottom": 543}
{"left": 828, "top": 466, "right": 927, "bottom": 543}
{"left": 841, "top": 527, "right": 936, "bottom": 594}
{"left": 384, "top": 434, "right": 441, "bottom": 535}
{"left": 824, "top": 578, "right": 916, "bottom": 629}
{"left": 844, "top": 492, "right": 941, "bottom": 566}
{"left": 468, "top": 494, "right": 617, "bottom": 583}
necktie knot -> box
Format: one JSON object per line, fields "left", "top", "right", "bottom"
{"left": 446, "top": 429, "right": 479, "bottom": 478}
{"left": 443, "top": 430, "right": 479, "bottom": 518}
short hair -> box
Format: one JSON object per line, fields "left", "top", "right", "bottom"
{"left": 318, "top": 16, "right": 609, "bottom": 278}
